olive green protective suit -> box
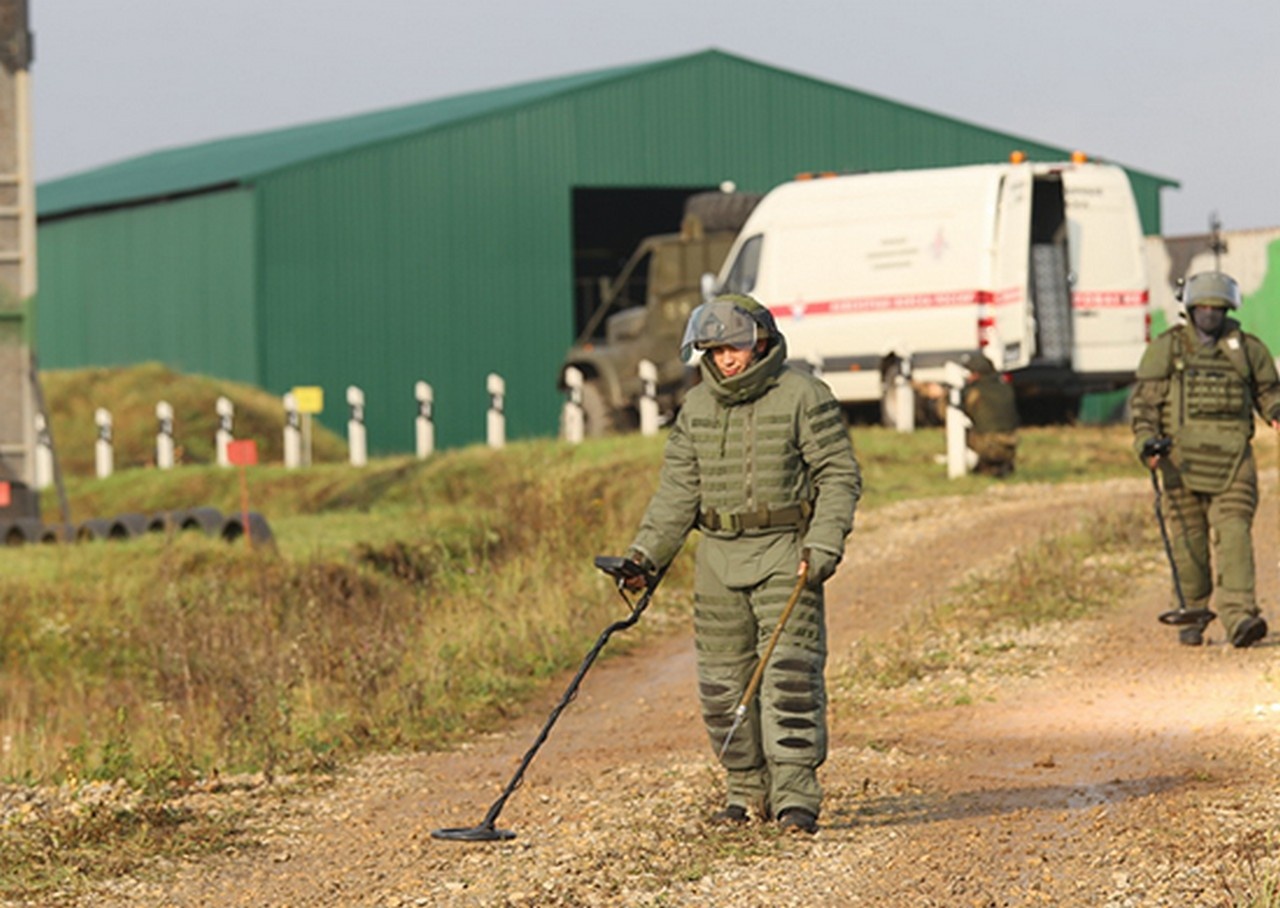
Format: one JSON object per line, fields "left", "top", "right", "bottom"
{"left": 628, "top": 337, "right": 861, "bottom": 820}
{"left": 1131, "top": 320, "right": 1280, "bottom": 638}
{"left": 961, "top": 356, "right": 1019, "bottom": 477}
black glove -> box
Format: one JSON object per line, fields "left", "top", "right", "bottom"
{"left": 622, "top": 550, "right": 656, "bottom": 591}
{"left": 1140, "top": 437, "right": 1171, "bottom": 461}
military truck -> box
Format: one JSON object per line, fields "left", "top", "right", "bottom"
{"left": 560, "top": 190, "right": 760, "bottom": 435}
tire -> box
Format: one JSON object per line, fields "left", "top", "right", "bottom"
{"left": 109, "top": 513, "right": 150, "bottom": 539}
{"left": 76, "top": 518, "right": 113, "bottom": 542}
{"left": 176, "top": 506, "right": 225, "bottom": 535}
{"left": 220, "top": 511, "right": 276, "bottom": 549}
{"left": 3, "top": 518, "right": 43, "bottom": 546}
{"left": 580, "top": 380, "right": 616, "bottom": 438}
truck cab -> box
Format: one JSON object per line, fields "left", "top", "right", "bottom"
{"left": 560, "top": 191, "right": 759, "bottom": 434}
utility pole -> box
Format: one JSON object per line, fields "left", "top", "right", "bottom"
{"left": 1208, "top": 212, "right": 1228, "bottom": 272}
{"left": 0, "top": 0, "right": 35, "bottom": 488}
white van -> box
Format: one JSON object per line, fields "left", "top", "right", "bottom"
{"left": 714, "top": 159, "right": 1150, "bottom": 421}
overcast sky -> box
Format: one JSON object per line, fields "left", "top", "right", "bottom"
{"left": 28, "top": 1, "right": 1280, "bottom": 236}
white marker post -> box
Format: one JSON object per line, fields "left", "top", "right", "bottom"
{"left": 33, "top": 413, "right": 52, "bottom": 490}
{"left": 894, "top": 357, "right": 915, "bottom": 434}
{"left": 94, "top": 407, "right": 113, "bottom": 479}
{"left": 486, "top": 373, "right": 506, "bottom": 450}
{"left": 215, "top": 396, "right": 234, "bottom": 468}
{"left": 347, "top": 385, "right": 367, "bottom": 467}
{"left": 562, "top": 366, "right": 584, "bottom": 444}
{"left": 155, "top": 401, "right": 175, "bottom": 469}
{"left": 414, "top": 381, "right": 435, "bottom": 460}
{"left": 638, "top": 359, "right": 659, "bottom": 437}
{"left": 291, "top": 386, "right": 324, "bottom": 467}
{"left": 283, "top": 392, "right": 302, "bottom": 469}
{"left": 944, "top": 360, "right": 971, "bottom": 479}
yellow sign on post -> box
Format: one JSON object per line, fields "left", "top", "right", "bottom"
{"left": 290, "top": 386, "right": 324, "bottom": 467}
{"left": 292, "top": 386, "right": 324, "bottom": 414}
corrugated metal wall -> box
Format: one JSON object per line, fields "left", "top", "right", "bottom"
{"left": 36, "top": 52, "right": 1172, "bottom": 453}
{"left": 251, "top": 53, "right": 1164, "bottom": 452}
{"left": 37, "top": 189, "right": 258, "bottom": 380}
{"left": 255, "top": 110, "right": 577, "bottom": 451}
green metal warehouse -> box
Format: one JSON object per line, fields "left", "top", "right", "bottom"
{"left": 35, "top": 49, "right": 1176, "bottom": 452}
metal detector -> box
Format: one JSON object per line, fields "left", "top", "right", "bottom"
{"left": 1145, "top": 447, "right": 1215, "bottom": 627}
{"left": 431, "top": 555, "right": 666, "bottom": 843}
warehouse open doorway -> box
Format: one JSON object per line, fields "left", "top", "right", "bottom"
{"left": 570, "top": 186, "right": 715, "bottom": 339}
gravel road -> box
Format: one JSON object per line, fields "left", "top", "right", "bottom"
{"left": 54, "top": 478, "right": 1280, "bottom": 907}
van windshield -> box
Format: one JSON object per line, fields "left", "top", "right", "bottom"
{"left": 721, "top": 234, "right": 762, "bottom": 294}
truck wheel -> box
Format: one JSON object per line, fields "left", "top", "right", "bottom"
{"left": 580, "top": 380, "right": 615, "bottom": 437}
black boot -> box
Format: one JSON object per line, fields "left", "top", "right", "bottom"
{"left": 1232, "top": 615, "right": 1268, "bottom": 649}
{"left": 709, "top": 804, "right": 748, "bottom": 825}
{"left": 777, "top": 807, "right": 818, "bottom": 834}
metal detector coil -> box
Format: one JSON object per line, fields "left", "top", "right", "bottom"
{"left": 431, "top": 556, "right": 665, "bottom": 843}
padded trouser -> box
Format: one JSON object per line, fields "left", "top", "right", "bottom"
{"left": 1162, "top": 453, "right": 1260, "bottom": 637}
{"left": 693, "top": 533, "right": 828, "bottom": 817}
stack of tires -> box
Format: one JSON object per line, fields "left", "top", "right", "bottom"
{"left": 0, "top": 506, "right": 274, "bottom": 548}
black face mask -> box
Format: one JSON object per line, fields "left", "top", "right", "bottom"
{"left": 1191, "top": 306, "right": 1226, "bottom": 338}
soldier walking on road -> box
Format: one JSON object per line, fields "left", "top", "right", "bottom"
{"left": 1131, "top": 271, "right": 1280, "bottom": 647}
{"left": 614, "top": 294, "right": 861, "bottom": 834}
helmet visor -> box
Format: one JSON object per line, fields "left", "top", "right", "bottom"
{"left": 679, "top": 301, "right": 760, "bottom": 363}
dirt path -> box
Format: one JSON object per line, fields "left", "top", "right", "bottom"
{"left": 83, "top": 478, "right": 1280, "bottom": 907}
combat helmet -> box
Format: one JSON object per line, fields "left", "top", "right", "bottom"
{"left": 1179, "top": 271, "right": 1241, "bottom": 310}
{"left": 680, "top": 293, "right": 781, "bottom": 363}
{"left": 958, "top": 350, "right": 996, "bottom": 376}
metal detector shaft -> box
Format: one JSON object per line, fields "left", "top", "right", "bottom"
{"left": 432, "top": 560, "right": 667, "bottom": 842}
{"left": 718, "top": 565, "right": 809, "bottom": 760}
{"left": 1149, "top": 466, "right": 1188, "bottom": 612}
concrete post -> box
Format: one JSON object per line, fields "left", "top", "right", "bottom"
{"left": 894, "top": 357, "right": 915, "bottom": 433}
{"left": 283, "top": 392, "right": 301, "bottom": 469}
{"left": 486, "top": 373, "right": 505, "bottom": 450}
{"left": 562, "top": 366, "right": 584, "bottom": 444}
{"left": 94, "top": 407, "right": 113, "bottom": 479}
{"left": 155, "top": 401, "right": 175, "bottom": 469}
{"left": 346, "top": 385, "right": 367, "bottom": 467}
{"left": 944, "top": 360, "right": 970, "bottom": 479}
{"left": 414, "top": 381, "right": 435, "bottom": 460}
{"left": 638, "top": 359, "right": 659, "bottom": 437}
{"left": 33, "top": 411, "right": 50, "bottom": 489}
{"left": 215, "top": 396, "right": 234, "bottom": 467}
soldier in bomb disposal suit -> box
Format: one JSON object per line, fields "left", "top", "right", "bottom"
{"left": 1131, "top": 271, "right": 1280, "bottom": 647}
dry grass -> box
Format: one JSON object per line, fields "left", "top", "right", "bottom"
{"left": 0, "top": 364, "right": 1159, "bottom": 898}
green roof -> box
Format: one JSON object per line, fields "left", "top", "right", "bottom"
{"left": 37, "top": 55, "right": 667, "bottom": 217}
{"left": 39, "top": 49, "right": 1176, "bottom": 219}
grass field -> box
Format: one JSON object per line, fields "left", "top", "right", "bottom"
{"left": 0, "top": 365, "right": 1202, "bottom": 895}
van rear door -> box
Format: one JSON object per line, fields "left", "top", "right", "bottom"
{"left": 1061, "top": 165, "right": 1148, "bottom": 379}
{"left": 991, "top": 168, "right": 1034, "bottom": 370}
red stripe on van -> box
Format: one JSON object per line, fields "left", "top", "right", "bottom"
{"left": 1071, "top": 290, "right": 1149, "bottom": 309}
{"left": 769, "top": 287, "right": 1021, "bottom": 318}
{"left": 768, "top": 287, "right": 1146, "bottom": 318}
